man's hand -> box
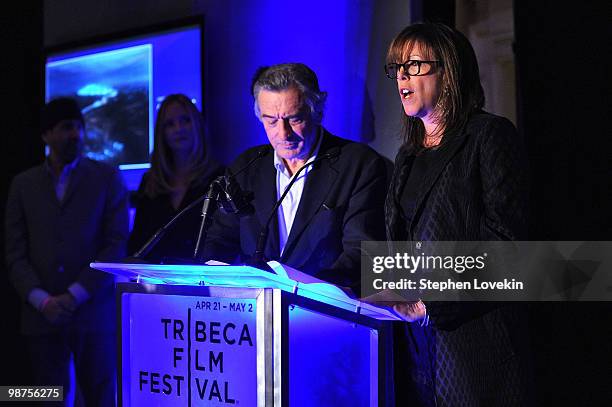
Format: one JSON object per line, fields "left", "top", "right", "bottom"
{"left": 55, "top": 293, "right": 77, "bottom": 312}
{"left": 40, "top": 294, "right": 76, "bottom": 324}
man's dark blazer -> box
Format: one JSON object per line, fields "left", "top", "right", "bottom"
{"left": 5, "top": 157, "right": 129, "bottom": 335}
{"left": 204, "top": 129, "right": 387, "bottom": 291}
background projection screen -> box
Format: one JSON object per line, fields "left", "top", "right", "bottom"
{"left": 45, "top": 18, "right": 203, "bottom": 190}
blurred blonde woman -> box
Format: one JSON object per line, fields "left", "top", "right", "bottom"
{"left": 128, "top": 94, "right": 224, "bottom": 262}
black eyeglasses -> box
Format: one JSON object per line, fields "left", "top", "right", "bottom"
{"left": 384, "top": 60, "right": 441, "bottom": 79}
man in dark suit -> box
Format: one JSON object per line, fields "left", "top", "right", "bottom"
{"left": 5, "top": 98, "right": 128, "bottom": 406}
{"left": 204, "top": 63, "right": 386, "bottom": 292}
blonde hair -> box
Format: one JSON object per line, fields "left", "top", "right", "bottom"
{"left": 144, "top": 94, "right": 210, "bottom": 197}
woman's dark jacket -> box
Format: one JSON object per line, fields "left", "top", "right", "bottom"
{"left": 386, "top": 112, "right": 532, "bottom": 406}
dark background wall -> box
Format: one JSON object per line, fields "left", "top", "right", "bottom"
{"left": 514, "top": 1, "right": 612, "bottom": 405}
{"left": 1, "top": 0, "right": 44, "bottom": 387}
{"left": 2, "top": 0, "right": 610, "bottom": 402}
{"left": 515, "top": 2, "right": 611, "bottom": 241}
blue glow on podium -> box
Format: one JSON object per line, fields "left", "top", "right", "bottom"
{"left": 289, "top": 306, "right": 377, "bottom": 406}
{"left": 94, "top": 262, "right": 398, "bottom": 404}
{"left": 121, "top": 293, "right": 257, "bottom": 405}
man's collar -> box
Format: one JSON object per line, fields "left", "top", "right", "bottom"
{"left": 273, "top": 127, "right": 324, "bottom": 175}
{"left": 45, "top": 155, "right": 82, "bottom": 177}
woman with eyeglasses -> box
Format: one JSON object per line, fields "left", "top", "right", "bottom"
{"left": 384, "top": 23, "right": 531, "bottom": 406}
{"left": 128, "top": 94, "right": 224, "bottom": 263}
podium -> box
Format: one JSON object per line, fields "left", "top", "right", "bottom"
{"left": 93, "top": 261, "right": 400, "bottom": 406}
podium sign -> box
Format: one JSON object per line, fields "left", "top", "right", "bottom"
{"left": 94, "top": 263, "right": 399, "bottom": 406}
{"left": 123, "top": 292, "right": 257, "bottom": 406}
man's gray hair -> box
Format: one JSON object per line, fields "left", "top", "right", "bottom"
{"left": 252, "top": 63, "right": 328, "bottom": 122}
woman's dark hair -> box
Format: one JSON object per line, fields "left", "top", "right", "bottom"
{"left": 386, "top": 22, "right": 485, "bottom": 149}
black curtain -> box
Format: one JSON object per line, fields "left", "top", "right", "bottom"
{"left": 515, "top": 2, "right": 612, "bottom": 405}
{"left": 1, "top": 0, "right": 44, "bottom": 386}
{"left": 410, "top": 0, "right": 455, "bottom": 26}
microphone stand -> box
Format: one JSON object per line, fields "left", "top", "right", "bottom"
{"left": 192, "top": 177, "right": 224, "bottom": 260}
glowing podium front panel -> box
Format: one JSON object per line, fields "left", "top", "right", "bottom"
{"left": 93, "top": 262, "right": 398, "bottom": 406}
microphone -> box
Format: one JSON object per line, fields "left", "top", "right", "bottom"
{"left": 217, "top": 175, "right": 255, "bottom": 217}
{"left": 132, "top": 146, "right": 271, "bottom": 262}
{"left": 249, "top": 147, "right": 340, "bottom": 267}
{"left": 215, "top": 146, "right": 272, "bottom": 218}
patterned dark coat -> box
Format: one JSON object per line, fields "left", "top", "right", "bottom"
{"left": 386, "top": 112, "right": 533, "bottom": 406}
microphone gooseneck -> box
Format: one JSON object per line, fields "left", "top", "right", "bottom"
{"left": 231, "top": 146, "right": 271, "bottom": 178}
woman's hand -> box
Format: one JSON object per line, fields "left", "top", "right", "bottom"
{"left": 393, "top": 300, "right": 427, "bottom": 322}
